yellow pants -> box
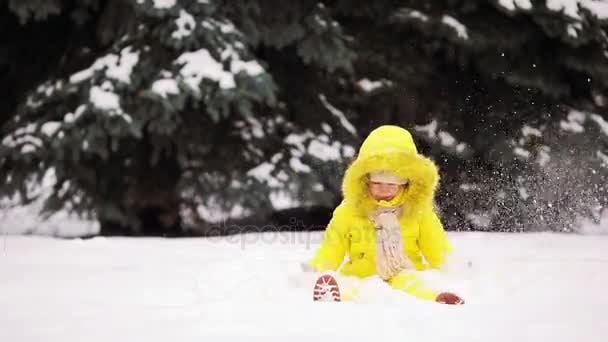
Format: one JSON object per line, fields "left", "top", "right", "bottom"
{"left": 336, "top": 271, "right": 437, "bottom": 301}
{"left": 387, "top": 271, "right": 437, "bottom": 301}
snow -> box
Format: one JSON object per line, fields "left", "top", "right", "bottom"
{"left": 414, "top": 121, "right": 467, "bottom": 153}
{"left": 270, "top": 153, "right": 283, "bottom": 164}
{"left": 193, "top": 196, "right": 251, "bottom": 223}
{"left": 152, "top": 0, "right": 176, "bottom": 9}
{"left": 35, "top": 81, "right": 63, "bottom": 99}
{"left": 537, "top": 145, "right": 551, "bottom": 167}
{"left": 522, "top": 124, "right": 542, "bottom": 137}
{"left": 455, "top": 142, "right": 467, "bottom": 153}
{"left": 15, "top": 123, "right": 37, "bottom": 137}
{"left": 176, "top": 46, "right": 263, "bottom": 92}
{"left": 584, "top": 0, "right": 608, "bottom": 19}
{"left": 201, "top": 20, "right": 214, "bottom": 30}
{"left": 441, "top": 15, "right": 469, "bottom": 40}
{"left": 598, "top": 150, "right": 608, "bottom": 167}
{"left": 0, "top": 169, "right": 99, "bottom": 237}
{"left": 546, "top": 0, "right": 608, "bottom": 20}
{"left": 547, "top": 0, "right": 584, "bottom": 18}
{"left": 276, "top": 170, "right": 288, "bottom": 182}
{"left": 466, "top": 212, "right": 492, "bottom": 227}
{"left": 64, "top": 105, "right": 86, "bottom": 124}
{"left": 172, "top": 9, "right": 196, "bottom": 39}
{"left": 357, "top": 78, "right": 385, "bottom": 93}
{"left": 569, "top": 109, "right": 587, "bottom": 121}
{"left": 414, "top": 120, "right": 438, "bottom": 139}
{"left": 177, "top": 49, "right": 236, "bottom": 90}
{"left": 285, "top": 132, "right": 314, "bottom": 158}
{"left": 589, "top": 114, "right": 608, "bottom": 136}
{"left": 308, "top": 139, "right": 342, "bottom": 161}
{"left": 319, "top": 94, "right": 357, "bottom": 135}
{"left": 151, "top": 79, "right": 180, "bottom": 97}
{"left": 2, "top": 230, "right": 607, "bottom": 341}
{"left": 240, "top": 116, "right": 265, "bottom": 140}
{"left": 497, "top": 0, "right": 533, "bottom": 11}
{"left": 230, "top": 59, "right": 264, "bottom": 76}
{"left": 285, "top": 132, "right": 311, "bottom": 147}
{"left": 438, "top": 131, "right": 456, "bottom": 146}
{"left": 459, "top": 183, "right": 480, "bottom": 191}
{"left": 269, "top": 191, "right": 301, "bottom": 210}
{"left": 406, "top": 9, "right": 429, "bottom": 21}
{"left": 567, "top": 23, "right": 580, "bottom": 38}
{"left": 513, "top": 147, "right": 531, "bottom": 158}
{"left": 89, "top": 86, "right": 132, "bottom": 123}
{"left": 518, "top": 186, "right": 530, "bottom": 200}
{"left": 1, "top": 123, "right": 42, "bottom": 149}
{"left": 558, "top": 109, "right": 607, "bottom": 136}
{"left": 313, "top": 14, "right": 328, "bottom": 28}
{"left": 593, "top": 91, "right": 607, "bottom": 107}
{"left": 289, "top": 157, "right": 311, "bottom": 173}
{"left": 21, "top": 145, "right": 36, "bottom": 153}
{"left": 222, "top": 46, "right": 265, "bottom": 76}
{"left": 218, "top": 20, "right": 236, "bottom": 34}
{"left": 245, "top": 116, "right": 265, "bottom": 138}
{"left": 560, "top": 110, "right": 586, "bottom": 133}
{"left": 40, "top": 121, "right": 61, "bottom": 136}
{"left": 70, "top": 47, "right": 139, "bottom": 84}
{"left": 247, "top": 162, "right": 281, "bottom": 187}
{"left": 342, "top": 145, "right": 356, "bottom": 158}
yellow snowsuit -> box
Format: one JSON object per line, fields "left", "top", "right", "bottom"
{"left": 309, "top": 125, "right": 451, "bottom": 301}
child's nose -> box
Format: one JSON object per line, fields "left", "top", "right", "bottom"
{"left": 379, "top": 184, "right": 395, "bottom": 191}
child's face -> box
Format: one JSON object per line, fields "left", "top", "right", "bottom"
{"left": 368, "top": 181, "right": 401, "bottom": 201}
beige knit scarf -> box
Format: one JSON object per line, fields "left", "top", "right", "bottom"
{"left": 369, "top": 206, "right": 413, "bottom": 280}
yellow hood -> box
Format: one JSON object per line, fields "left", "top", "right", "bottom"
{"left": 342, "top": 125, "right": 439, "bottom": 216}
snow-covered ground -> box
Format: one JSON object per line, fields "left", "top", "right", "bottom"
{"left": 1, "top": 230, "right": 608, "bottom": 342}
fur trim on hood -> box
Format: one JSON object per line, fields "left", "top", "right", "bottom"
{"left": 342, "top": 125, "right": 439, "bottom": 217}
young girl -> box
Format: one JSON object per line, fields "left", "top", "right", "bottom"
{"left": 306, "top": 125, "right": 464, "bottom": 305}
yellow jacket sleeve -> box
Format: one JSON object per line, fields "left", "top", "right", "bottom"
{"left": 418, "top": 207, "right": 452, "bottom": 269}
{"left": 308, "top": 203, "right": 350, "bottom": 271}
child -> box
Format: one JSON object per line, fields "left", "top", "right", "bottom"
{"left": 306, "top": 125, "right": 464, "bottom": 305}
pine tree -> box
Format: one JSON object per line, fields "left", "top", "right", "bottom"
{"left": 0, "top": 0, "right": 356, "bottom": 235}
{"left": 331, "top": 0, "right": 608, "bottom": 231}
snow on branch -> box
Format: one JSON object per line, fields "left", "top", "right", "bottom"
{"left": 318, "top": 94, "right": 357, "bottom": 135}
{"left": 546, "top": 0, "right": 608, "bottom": 20}
{"left": 172, "top": 9, "right": 196, "bottom": 39}
{"left": 496, "top": 0, "right": 533, "bottom": 11}
{"left": 89, "top": 83, "right": 132, "bottom": 123}
{"left": 441, "top": 15, "right": 469, "bottom": 40}
{"left": 177, "top": 49, "right": 237, "bottom": 90}
{"left": 70, "top": 47, "right": 140, "bottom": 84}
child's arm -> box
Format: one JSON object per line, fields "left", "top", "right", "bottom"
{"left": 308, "top": 203, "right": 350, "bottom": 272}
{"left": 418, "top": 206, "right": 452, "bottom": 269}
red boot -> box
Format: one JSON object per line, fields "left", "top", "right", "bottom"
{"left": 313, "top": 274, "right": 341, "bottom": 302}
{"left": 436, "top": 292, "right": 465, "bottom": 305}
